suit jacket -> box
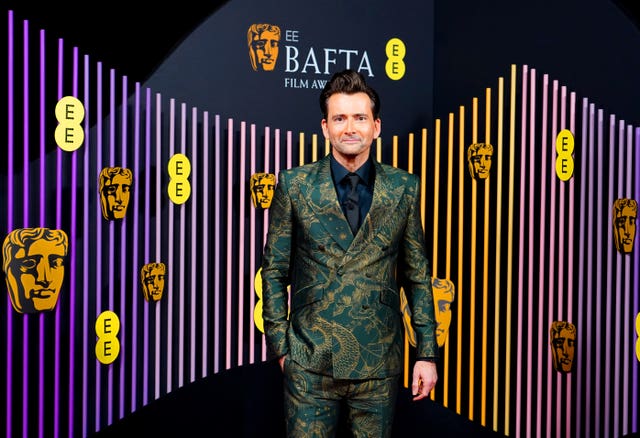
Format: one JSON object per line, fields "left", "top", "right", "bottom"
{"left": 261, "top": 154, "right": 438, "bottom": 380}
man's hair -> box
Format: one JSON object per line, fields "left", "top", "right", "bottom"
{"left": 3, "top": 227, "right": 68, "bottom": 272}
{"left": 319, "top": 69, "right": 380, "bottom": 120}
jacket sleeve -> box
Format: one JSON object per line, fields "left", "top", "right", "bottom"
{"left": 260, "top": 170, "right": 293, "bottom": 358}
{"left": 399, "top": 176, "right": 439, "bottom": 360}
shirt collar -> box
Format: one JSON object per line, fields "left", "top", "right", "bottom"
{"left": 330, "top": 154, "right": 372, "bottom": 187}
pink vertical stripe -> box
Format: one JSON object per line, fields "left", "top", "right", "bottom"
{"left": 142, "top": 87, "right": 151, "bottom": 406}
{"left": 515, "top": 64, "right": 528, "bottom": 437}
{"left": 166, "top": 98, "right": 176, "bottom": 394}
{"left": 226, "top": 118, "right": 234, "bottom": 370}
{"left": 154, "top": 92, "right": 162, "bottom": 401}
{"left": 201, "top": 112, "right": 210, "bottom": 378}
{"left": 566, "top": 91, "right": 576, "bottom": 438}
{"left": 178, "top": 102, "right": 186, "bottom": 388}
{"left": 249, "top": 124, "right": 257, "bottom": 364}
{"left": 190, "top": 106, "right": 198, "bottom": 383}
{"left": 526, "top": 68, "right": 536, "bottom": 436}
{"left": 547, "top": 79, "right": 557, "bottom": 438}
{"left": 536, "top": 73, "right": 548, "bottom": 437}
{"left": 594, "top": 109, "right": 605, "bottom": 437}
{"left": 237, "top": 121, "right": 247, "bottom": 366}
{"left": 214, "top": 114, "right": 222, "bottom": 373}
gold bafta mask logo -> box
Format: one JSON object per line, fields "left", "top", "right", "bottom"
{"left": 612, "top": 198, "right": 637, "bottom": 254}
{"left": 467, "top": 142, "right": 493, "bottom": 180}
{"left": 401, "top": 277, "right": 455, "bottom": 348}
{"left": 2, "top": 227, "right": 68, "bottom": 314}
{"left": 250, "top": 172, "right": 276, "bottom": 209}
{"left": 247, "top": 24, "right": 281, "bottom": 72}
{"left": 99, "top": 167, "right": 133, "bottom": 220}
{"left": 140, "top": 262, "right": 166, "bottom": 302}
{"left": 550, "top": 321, "right": 576, "bottom": 373}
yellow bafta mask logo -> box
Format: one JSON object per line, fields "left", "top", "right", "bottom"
{"left": 467, "top": 142, "right": 493, "bottom": 180}
{"left": 2, "top": 227, "right": 68, "bottom": 314}
{"left": 250, "top": 172, "right": 276, "bottom": 209}
{"left": 401, "top": 277, "right": 455, "bottom": 348}
{"left": 99, "top": 167, "right": 133, "bottom": 220}
{"left": 550, "top": 321, "right": 576, "bottom": 373}
{"left": 247, "top": 24, "right": 281, "bottom": 72}
{"left": 612, "top": 198, "right": 637, "bottom": 254}
{"left": 140, "top": 262, "right": 166, "bottom": 302}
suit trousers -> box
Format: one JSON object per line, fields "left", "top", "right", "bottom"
{"left": 283, "top": 357, "right": 400, "bottom": 438}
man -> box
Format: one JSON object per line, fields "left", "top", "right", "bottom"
{"left": 250, "top": 172, "right": 276, "bottom": 209}
{"left": 2, "top": 227, "right": 68, "bottom": 314}
{"left": 140, "top": 262, "right": 166, "bottom": 302}
{"left": 550, "top": 321, "right": 576, "bottom": 373}
{"left": 247, "top": 23, "right": 281, "bottom": 72}
{"left": 261, "top": 69, "right": 438, "bottom": 437}
{"left": 612, "top": 197, "right": 637, "bottom": 254}
{"left": 99, "top": 166, "right": 133, "bottom": 220}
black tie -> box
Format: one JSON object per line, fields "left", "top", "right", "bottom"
{"left": 344, "top": 173, "right": 360, "bottom": 235}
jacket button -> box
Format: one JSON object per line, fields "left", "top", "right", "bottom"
{"left": 318, "top": 244, "right": 325, "bottom": 251}
{"left": 337, "top": 269, "right": 343, "bottom": 276}
{"left": 362, "top": 305, "right": 369, "bottom": 310}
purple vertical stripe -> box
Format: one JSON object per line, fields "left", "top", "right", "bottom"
{"left": 54, "top": 35, "right": 64, "bottom": 438}
{"left": 6, "top": 11, "right": 15, "bottom": 438}
{"left": 214, "top": 114, "right": 222, "bottom": 373}
{"left": 81, "top": 53, "right": 90, "bottom": 438}
{"left": 119, "top": 75, "right": 128, "bottom": 421}
{"left": 131, "top": 82, "right": 141, "bottom": 413}
{"left": 633, "top": 127, "right": 639, "bottom": 432}
{"left": 67, "top": 44, "right": 79, "bottom": 438}
{"left": 142, "top": 88, "right": 151, "bottom": 406}
{"left": 38, "top": 27, "right": 46, "bottom": 438}
{"left": 154, "top": 92, "right": 161, "bottom": 401}
{"left": 21, "top": 19, "right": 30, "bottom": 438}
{"left": 95, "top": 61, "right": 103, "bottom": 433}
{"left": 595, "top": 109, "right": 604, "bottom": 437}
{"left": 106, "top": 68, "right": 116, "bottom": 426}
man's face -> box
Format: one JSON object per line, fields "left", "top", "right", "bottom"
{"left": 251, "top": 30, "right": 279, "bottom": 71}
{"left": 102, "top": 174, "right": 132, "bottom": 220}
{"left": 614, "top": 204, "right": 637, "bottom": 253}
{"left": 251, "top": 173, "right": 276, "bottom": 209}
{"left": 7, "top": 238, "right": 66, "bottom": 313}
{"left": 469, "top": 145, "right": 492, "bottom": 179}
{"left": 551, "top": 325, "right": 576, "bottom": 373}
{"left": 142, "top": 264, "right": 165, "bottom": 302}
{"left": 322, "top": 92, "right": 381, "bottom": 163}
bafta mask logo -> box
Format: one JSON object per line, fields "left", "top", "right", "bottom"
{"left": 2, "top": 227, "right": 68, "bottom": 314}
{"left": 550, "top": 321, "right": 576, "bottom": 373}
{"left": 140, "top": 262, "right": 166, "bottom": 302}
{"left": 99, "top": 167, "right": 133, "bottom": 221}
{"left": 247, "top": 24, "right": 281, "bottom": 72}
{"left": 612, "top": 198, "right": 637, "bottom": 254}
{"left": 250, "top": 172, "right": 276, "bottom": 209}
{"left": 401, "top": 277, "right": 455, "bottom": 348}
{"left": 467, "top": 142, "right": 493, "bottom": 180}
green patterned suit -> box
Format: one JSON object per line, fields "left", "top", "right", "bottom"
{"left": 261, "top": 154, "right": 438, "bottom": 380}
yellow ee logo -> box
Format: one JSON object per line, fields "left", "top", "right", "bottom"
{"left": 54, "top": 96, "right": 85, "bottom": 152}
{"left": 385, "top": 38, "right": 406, "bottom": 81}
{"left": 95, "top": 310, "right": 121, "bottom": 365}
{"left": 555, "top": 129, "right": 574, "bottom": 181}
{"left": 253, "top": 267, "right": 290, "bottom": 333}
{"left": 167, "top": 153, "right": 192, "bottom": 204}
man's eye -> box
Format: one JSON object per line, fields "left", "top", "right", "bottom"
{"left": 50, "top": 256, "right": 64, "bottom": 269}
{"left": 18, "top": 257, "right": 37, "bottom": 271}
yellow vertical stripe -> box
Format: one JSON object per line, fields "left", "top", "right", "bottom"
{"left": 469, "top": 97, "right": 478, "bottom": 420}
{"left": 456, "top": 106, "right": 465, "bottom": 415}
{"left": 481, "top": 88, "right": 492, "bottom": 426}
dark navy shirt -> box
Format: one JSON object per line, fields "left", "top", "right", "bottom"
{"left": 330, "top": 154, "right": 374, "bottom": 230}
